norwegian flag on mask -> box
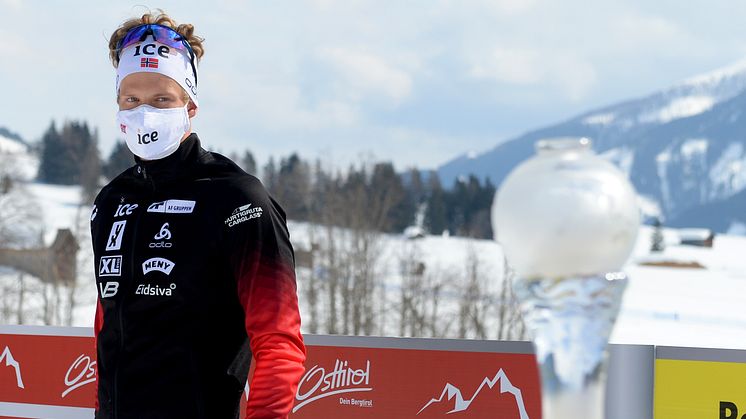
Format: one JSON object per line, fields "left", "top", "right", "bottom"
{"left": 140, "top": 58, "right": 159, "bottom": 69}
{"left": 120, "top": 124, "right": 127, "bottom": 134}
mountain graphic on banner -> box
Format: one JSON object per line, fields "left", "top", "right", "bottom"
{"left": 416, "top": 368, "right": 529, "bottom": 418}
{"left": 0, "top": 346, "right": 25, "bottom": 389}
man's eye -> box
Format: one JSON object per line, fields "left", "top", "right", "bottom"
{"left": 125, "top": 97, "right": 138, "bottom": 103}
{"left": 156, "top": 97, "right": 170, "bottom": 102}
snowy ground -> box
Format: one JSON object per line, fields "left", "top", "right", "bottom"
{"left": 3, "top": 180, "right": 746, "bottom": 351}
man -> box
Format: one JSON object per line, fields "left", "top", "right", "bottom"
{"left": 91, "top": 12, "right": 306, "bottom": 418}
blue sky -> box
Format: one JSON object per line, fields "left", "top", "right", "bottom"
{"left": 2, "top": 0, "right": 746, "bottom": 170}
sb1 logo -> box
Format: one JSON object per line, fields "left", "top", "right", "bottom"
{"left": 138, "top": 131, "right": 159, "bottom": 144}
{"left": 721, "top": 401, "right": 746, "bottom": 419}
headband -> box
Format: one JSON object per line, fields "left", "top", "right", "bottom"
{"left": 116, "top": 38, "right": 199, "bottom": 107}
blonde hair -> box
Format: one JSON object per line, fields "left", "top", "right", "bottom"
{"left": 108, "top": 10, "right": 204, "bottom": 68}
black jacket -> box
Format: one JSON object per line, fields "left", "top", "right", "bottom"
{"left": 90, "top": 134, "right": 306, "bottom": 419}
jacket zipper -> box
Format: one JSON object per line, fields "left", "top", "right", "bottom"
{"left": 113, "top": 165, "right": 154, "bottom": 419}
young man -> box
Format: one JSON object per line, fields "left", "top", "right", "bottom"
{"left": 91, "top": 12, "right": 306, "bottom": 418}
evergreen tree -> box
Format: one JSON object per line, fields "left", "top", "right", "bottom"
{"left": 80, "top": 135, "right": 102, "bottom": 203}
{"left": 424, "top": 172, "right": 447, "bottom": 235}
{"left": 104, "top": 140, "right": 134, "bottom": 179}
{"left": 262, "top": 157, "right": 278, "bottom": 192}
{"left": 651, "top": 217, "right": 665, "bottom": 252}
{"left": 37, "top": 120, "right": 99, "bottom": 185}
{"left": 241, "top": 150, "right": 257, "bottom": 175}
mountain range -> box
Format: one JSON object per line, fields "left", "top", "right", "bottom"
{"left": 438, "top": 59, "right": 746, "bottom": 233}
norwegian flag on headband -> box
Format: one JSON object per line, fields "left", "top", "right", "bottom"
{"left": 140, "top": 58, "right": 159, "bottom": 69}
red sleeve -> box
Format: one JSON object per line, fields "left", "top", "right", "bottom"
{"left": 227, "top": 188, "right": 306, "bottom": 418}
{"left": 93, "top": 298, "right": 104, "bottom": 412}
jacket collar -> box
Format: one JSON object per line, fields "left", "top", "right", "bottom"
{"left": 133, "top": 133, "right": 205, "bottom": 183}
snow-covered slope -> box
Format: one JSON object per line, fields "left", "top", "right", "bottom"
{"left": 438, "top": 58, "right": 746, "bottom": 232}
{"left": 0, "top": 133, "right": 38, "bottom": 181}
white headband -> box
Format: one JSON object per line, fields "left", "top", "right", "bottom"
{"left": 116, "top": 38, "right": 199, "bottom": 107}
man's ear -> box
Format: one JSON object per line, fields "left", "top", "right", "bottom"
{"left": 187, "top": 100, "right": 198, "bottom": 118}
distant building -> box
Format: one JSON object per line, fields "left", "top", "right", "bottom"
{"left": 677, "top": 229, "right": 715, "bottom": 248}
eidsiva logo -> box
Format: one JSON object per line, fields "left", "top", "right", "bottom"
{"left": 417, "top": 369, "right": 529, "bottom": 418}
{"left": 293, "top": 359, "right": 372, "bottom": 413}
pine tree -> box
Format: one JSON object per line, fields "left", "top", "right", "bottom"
{"left": 104, "top": 141, "right": 134, "bottom": 179}
{"left": 241, "top": 150, "right": 257, "bottom": 175}
{"left": 651, "top": 218, "right": 665, "bottom": 252}
{"left": 424, "top": 172, "right": 447, "bottom": 235}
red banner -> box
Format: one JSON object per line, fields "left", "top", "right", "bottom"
{"left": 1, "top": 327, "right": 541, "bottom": 418}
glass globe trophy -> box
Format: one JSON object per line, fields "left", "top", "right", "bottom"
{"left": 492, "top": 137, "right": 640, "bottom": 419}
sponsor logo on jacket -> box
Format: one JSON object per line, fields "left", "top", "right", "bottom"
{"left": 225, "top": 203, "right": 263, "bottom": 228}
{"left": 114, "top": 203, "right": 138, "bottom": 217}
{"left": 142, "top": 257, "right": 175, "bottom": 275}
{"left": 147, "top": 199, "right": 196, "bottom": 214}
{"left": 149, "top": 223, "right": 173, "bottom": 248}
{"left": 106, "top": 220, "right": 127, "bottom": 251}
{"left": 99, "top": 255, "right": 122, "bottom": 277}
{"left": 135, "top": 283, "right": 177, "bottom": 297}
{"left": 99, "top": 282, "right": 119, "bottom": 298}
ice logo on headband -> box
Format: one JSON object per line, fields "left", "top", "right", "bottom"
{"left": 116, "top": 39, "right": 199, "bottom": 106}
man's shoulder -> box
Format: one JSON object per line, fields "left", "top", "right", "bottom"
{"left": 198, "top": 151, "right": 269, "bottom": 199}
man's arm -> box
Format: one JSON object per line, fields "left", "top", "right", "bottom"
{"left": 225, "top": 181, "right": 306, "bottom": 418}
{"left": 93, "top": 299, "right": 104, "bottom": 412}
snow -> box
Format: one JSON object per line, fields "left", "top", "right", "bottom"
{"left": 637, "top": 195, "right": 663, "bottom": 220}
{"left": 26, "top": 183, "right": 87, "bottom": 245}
{"left": 655, "top": 147, "right": 673, "bottom": 213}
{"left": 680, "top": 138, "right": 709, "bottom": 159}
{"left": 0, "top": 135, "right": 27, "bottom": 154}
{"left": 0, "top": 135, "right": 38, "bottom": 181}
{"left": 600, "top": 147, "right": 634, "bottom": 177}
{"left": 709, "top": 142, "right": 746, "bottom": 200}
{"left": 639, "top": 95, "right": 716, "bottom": 124}
{"left": 582, "top": 112, "right": 616, "bottom": 126}
{"left": 682, "top": 58, "right": 746, "bottom": 88}
{"left": 612, "top": 230, "right": 746, "bottom": 349}
{"left": 727, "top": 221, "right": 746, "bottom": 236}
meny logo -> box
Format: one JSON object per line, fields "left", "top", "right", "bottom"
{"left": 142, "top": 257, "right": 175, "bottom": 275}
{"left": 417, "top": 368, "right": 529, "bottom": 418}
{"left": 294, "top": 359, "right": 372, "bottom": 413}
{"left": 99, "top": 255, "right": 122, "bottom": 277}
{"left": 0, "top": 346, "right": 24, "bottom": 389}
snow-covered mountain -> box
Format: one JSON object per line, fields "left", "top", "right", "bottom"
{"left": 438, "top": 59, "right": 746, "bottom": 233}
{"left": 0, "top": 130, "right": 38, "bottom": 181}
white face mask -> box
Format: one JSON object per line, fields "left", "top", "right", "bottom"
{"left": 117, "top": 104, "right": 190, "bottom": 161}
